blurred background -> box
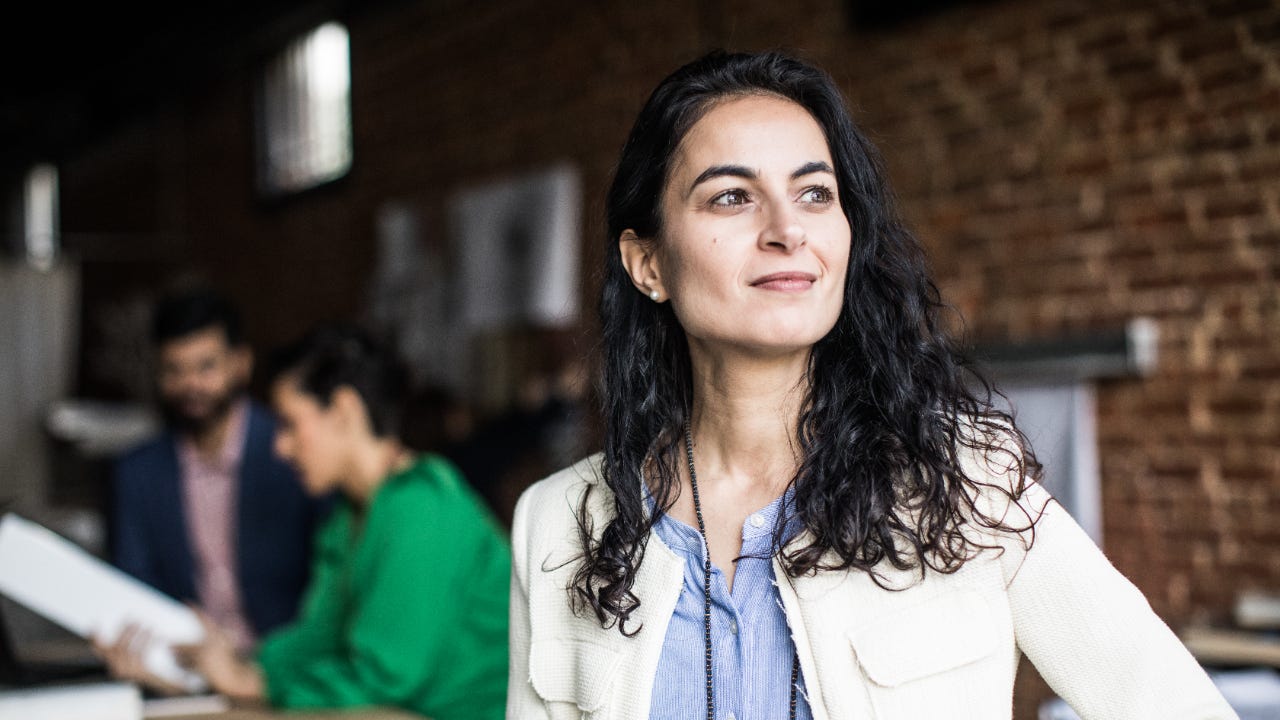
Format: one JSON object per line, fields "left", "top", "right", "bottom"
{"left": 1, "top": 0, "right": 1277, "bottom": 715}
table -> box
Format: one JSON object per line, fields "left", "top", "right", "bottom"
{"left": 0, "top": 680, "right": 426, "bottom": 719}
{"left": 142, "top": 695, "right": 423, "bottom": 720}
{"left": 167, "top": 710, "right": 422, "bottom": 720}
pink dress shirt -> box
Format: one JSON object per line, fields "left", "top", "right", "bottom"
{"left": 177, "top": 399, "right": 258, "bottom": 652}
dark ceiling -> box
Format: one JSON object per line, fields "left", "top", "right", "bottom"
{"left": 2, "top": 0, "right": 988, "bottom": 175}
{"left": 1, "top": 2, "right": 358, "bottom": 175}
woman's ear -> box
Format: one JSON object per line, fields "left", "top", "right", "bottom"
{"left": 330, "top": 386, "right": 372, "bottom": 435}
{"left": 619, "top": 230, "right": 666, "bottom": 302}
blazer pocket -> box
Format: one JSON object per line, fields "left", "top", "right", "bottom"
{"left": 529, "top": 638, "right": 622, "bottom": 713}
{"left": 848, "top": 589, "right": 998, "bottom": 687}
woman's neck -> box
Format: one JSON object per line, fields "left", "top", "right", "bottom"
{"left": 342, "top": 438, "right": 411, "bottom": 505}
{"left": 686, "top": 343, "right": 808, "bottom": 495}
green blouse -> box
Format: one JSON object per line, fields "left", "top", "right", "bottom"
{"left": 257, "top": 454, "right": 509, "bottom": 720}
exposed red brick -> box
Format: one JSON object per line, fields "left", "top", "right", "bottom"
{"left": 1204, "top": 195, "right": 1264, "bottom": 219}
{"left": 1062, "top": 93, "right": 1108, "bottom": 120}
{"left": 1145, "top": 8, "right": 1203, "bottom": 41}
{"left": 1241, "top": 363, "right": 1280, "bottom": 380}
{"left": 1205, "top": 0, "right": 1276, "bottom": 18}
{"left": 1199, "top": 61, "right": 1267, "bottom": 91}
{"left": 1247, "top": 14, "right": 1280, "bottom": 44}
{"left": 1106, "top": 49, "right": 1161, "bottom": 79}
{"left": 1078, "top": 26, "right": 1132, "bottom": 53}
{"left": 1177, "top": 26, "right": 1246, "bottom": 63}
{"left": 1169, "top": 167, "right": 1232, "bottom": 191}
{"left": 1125, "top": 77, "right": 1188, "bottom": 107}
{"left": 962, "top": 60, "right": 1000, "bottom": 83}
{"left": 1187, "top": 127, "right": 1255, "bottom": 153}
{"left": 1045, "top": 5, "right": 1090, "bottom": 31}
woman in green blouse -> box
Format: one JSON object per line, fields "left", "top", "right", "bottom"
{"left": 181, "top": 326, "right": 509, "bottom": 719}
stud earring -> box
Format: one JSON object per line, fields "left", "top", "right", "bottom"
{"left": 649, "top": 289, "right": 661, "bottom": 301}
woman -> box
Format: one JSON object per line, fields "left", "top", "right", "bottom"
{"left": 507, "top": 51, "right": 1235, "bottom": 719}
{"left": 138, "top": 326, "right": 507, "bottom": 718}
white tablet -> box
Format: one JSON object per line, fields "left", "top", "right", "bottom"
{"left": 0, "top": 514, "right": 207, "bottom": 693}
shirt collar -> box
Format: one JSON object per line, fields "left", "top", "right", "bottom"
{"left": 178, "top": 398, "right": 250, "bottom": 476}
{"left": 644, "top": 479, "right": 801, "bottom": 558}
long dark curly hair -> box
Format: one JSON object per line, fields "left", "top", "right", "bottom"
{"left": 573, "top": 50, "right": 1042, "bottom": 635}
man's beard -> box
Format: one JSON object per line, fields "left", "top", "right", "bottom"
{"left": 161, "top": 387, "right": 243, "bottom": 438}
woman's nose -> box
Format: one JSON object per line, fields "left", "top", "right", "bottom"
{"left": 758, "top": 201, "right": 806, "bottom": 252}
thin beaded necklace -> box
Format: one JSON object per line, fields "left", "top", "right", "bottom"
{"left": 682, "top": 421, "right": 800, "bottom": 720}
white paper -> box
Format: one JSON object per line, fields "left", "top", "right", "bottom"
{"left": 0, "top": 681, "right": 142, "bottom": 720}
{"left": 0, "top": 514, "right": 206, "bottom": 692}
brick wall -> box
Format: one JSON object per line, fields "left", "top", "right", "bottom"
{"left": 806, "top": 1, "right": 1280, "bottom": 712}
{"left": 58, "top": 0, "right": 1278, "bottom": 714}
{"left": 829, "top": 0, "right": 1280, "bottom": 623}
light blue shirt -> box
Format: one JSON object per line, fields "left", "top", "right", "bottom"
{"left": 647, "top": 489, "right": 811, "bottom": 720}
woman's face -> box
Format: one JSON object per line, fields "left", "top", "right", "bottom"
{"left": 271, "top": 378, "right": 348, "bottom": 497}
{"left": 628, "top": 94, "right": 851, "bottom": 359}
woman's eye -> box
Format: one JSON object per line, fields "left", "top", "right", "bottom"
{"left": 710, "top": 189, "right": 749, "bottom": 207}
{"left": 799, "top": 185, "right": 834, "bottom": 204}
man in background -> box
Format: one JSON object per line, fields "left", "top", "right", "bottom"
{"left": 112, "top": 288, "right": 323, "bottom": 651}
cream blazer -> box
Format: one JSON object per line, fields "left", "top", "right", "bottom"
{"left": 507, "top": 454, "right": 1237, "bottom": 719}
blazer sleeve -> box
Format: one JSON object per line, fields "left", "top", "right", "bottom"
{"left": 111, "top": 456, "right": 158, "bottom": 586}
{"left": 507, "top": 484, "right": 549, "bottom": 720}
{"left": 254, "top": 510, "right": 347, "bottom": 666}
{"left": 1004, "top": 482, "right": 1237, "bottom": 719}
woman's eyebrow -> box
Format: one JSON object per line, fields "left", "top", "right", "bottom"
{"left": 792, "top": 160, "right": 834, "bottom": 179}
{"left": 686, "top": 164, "right": 756, "bottom": 198}
{"left": 684, "top": 161, "right": 835, "bottom": 199}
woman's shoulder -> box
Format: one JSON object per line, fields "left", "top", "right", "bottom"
{"left": 515, "top": 453, "right": 609, "bottom": 523}
{"left": 941, "top": 420, "right": 1059, "bottom": 585}
{"left": 951, "top": 421, "right": 1053, "bottom": 529}
{"left": 510, "top": 453, "right": 615, "bottom": 556}
{"left": 379, "top": 453, "right": 456, "bottom": 496}
{"left": 376, "top": 453, "right": 498, "bottom": 526}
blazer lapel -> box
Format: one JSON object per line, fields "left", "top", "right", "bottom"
{"left": 539, "top": 460, "right": 686, "bottom": 720}
{"left": 774, "top": 537, "right": 835, "bottom": 720}
{"left": 154, "top": 435, "right": 198, "bottom": 601}
{"left": 234, "top": 405, "right": 270, "bottom": 601}
{"left": 613, "top": 531, "right": 683, "bottom": 719}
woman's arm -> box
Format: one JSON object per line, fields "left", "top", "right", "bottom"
{"left": 255, "top": 496, "right": 443, "bottom": 709}
{"left": 257, "top": 470, "right": 507, "bottom": 716}
{"left": 176, "top": 613, "right": 265, "bottom": 703}
{"left": 93, "top": 623, "right": 197, "bottom": 697}
{"left": 1005, "top": 483, "right": 1237, "bottom": 719}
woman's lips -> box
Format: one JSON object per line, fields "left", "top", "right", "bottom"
{"left": 750, "top": 271, "right": 817, "bottom": 292}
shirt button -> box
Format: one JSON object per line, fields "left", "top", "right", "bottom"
{"left": 749, "top": 513, "right": 765, "bottom": 528}
{"left": 729, "top": 620, "right": 738, "bottom": 635}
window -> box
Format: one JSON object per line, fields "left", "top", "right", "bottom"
{"left": 997, "top": 380, "right": 1102, "bottom": 543}
{"left": 257, "top": 22, "right": 352, "bottom": 196}
{"left": 23, "top": 163, "right": 58, "bottom": 270}
{"left": 978, "top": 319, "right": 1160, "bottom": 545}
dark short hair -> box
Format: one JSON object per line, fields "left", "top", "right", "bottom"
{"left": 152, "top": 288, "right": 245, "bottom": 347}
{"left": 267, "top": 325, "right": 408, "bottom": 440}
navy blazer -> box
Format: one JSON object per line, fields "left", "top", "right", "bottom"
{"left": 111, "top": 400, "right": 324, "bottom": 637}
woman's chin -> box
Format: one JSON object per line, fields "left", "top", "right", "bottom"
{"left": 689, "top": 316, "right": 834, "bottom": 352}
{"left": 300, "top": 475, "right": 335, "bottom": 497}
{"left": 702, "top": 334, "right": 827, "bottom": 361}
